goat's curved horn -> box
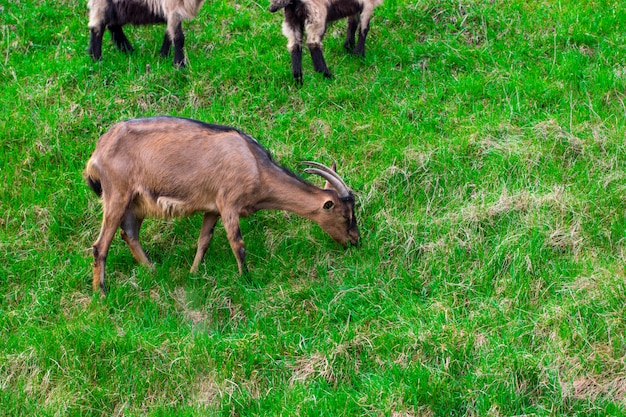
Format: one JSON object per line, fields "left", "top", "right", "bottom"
{"left": 301, "top": 161, "right": 348, "bottom": 188}
{"left": 302, "top": 161, "right": 351, "bottom": 198}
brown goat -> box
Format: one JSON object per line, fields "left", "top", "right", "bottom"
{"left": 84, "top": 117, "right": 360, "bottom": 293}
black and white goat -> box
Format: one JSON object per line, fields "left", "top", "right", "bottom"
{"left": 84, "top": 117, "right": 360, "bottom": 293}
{"left": 269, "top": 0, "right": 383, "bottom": 82}
{"left": 87, "top": 0, "right": 206, "bottom": 67}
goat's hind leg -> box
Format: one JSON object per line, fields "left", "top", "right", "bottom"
{"left": 109, "top": 25, "right": 134, "bottom": 53}
{"left": 190, "top": 212, "right": 219, "bottom": 272}
{"left": 92, "top": 194, "right": 129, "bottom": 293}
{"left": 120, "top": 210, "right": 152, "bottom": 268}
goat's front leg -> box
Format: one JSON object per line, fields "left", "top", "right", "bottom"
{"left": 354, "top": 5, "right": 375, "bottom": 56}
{"left": 166, "top": 19, "right": 186, "bottom": 67}
{"left": 109, "top": 25, "right": 133, "bottom": 53}
{"left": 190, "top": 212, "right": 219, "bottom": 272}
{"left": 159, "top": 32, "right": 172, "bottom": 57}
{"left": 307, "top": 42, "right": 331, "bottom": 78}
{"left": 291, "top": 44, "right": 304, "bottom": 84}
{"left": 282, "top": 17, "right": 304, "bottom": 83}
{"left": 92, "top": 194, "right": 129, "bottom": 293}
{"left": 344, "top": 15, "right": 359, "bottom": 52}
{"left": 88, "top": 24, "right": 105, "bottom": 60}
{"left": 92, "top": 223, "right": 117, "bottom": 293}
{"left": 222, "top": 212, "right": 248, "bottom": 274}
{"left": 305, "top": 23, "right": 331, "bottom": 78}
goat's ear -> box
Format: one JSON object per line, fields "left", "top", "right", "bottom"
{"left": 323, "top": 200, "right": 335, "bottom": 210}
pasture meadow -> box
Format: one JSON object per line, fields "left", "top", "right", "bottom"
{"left": 1, "top": 0, "right": 626, "bottom": 415}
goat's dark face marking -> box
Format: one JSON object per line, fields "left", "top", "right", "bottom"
{"left": 316, "top": 193, "right": 359, "bottom": 246}
{"left": 269, "top": 0, "right": 292, "bottom": 12}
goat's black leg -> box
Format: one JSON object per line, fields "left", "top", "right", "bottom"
{"left": 159, "top": 32, "right": 172, "bottom": 57}
{"left": 308, "top": 43, "right": 332, "bottom": 78}
{"left": 344, "top": 15, "right": 359, "bottom": 52}
{"left": 283, "top": 12, "right": 304, "bottom": 83}
{"left": 353, "top": 7, "right": 374, "bottom": 56}
{"left": 353, "top": 26, "right": 369, "bottom": 57}
{"left": 290, "top": 44, "right": 303, "bottom": 84}
{"left": 169, "top": 21, "right": 186, "bottom": 67}
{"left": 88, "top": 25, "right": 105, "bottom": 60}
{"left": 109, "top": 25, "right": 133, "bottom": 53}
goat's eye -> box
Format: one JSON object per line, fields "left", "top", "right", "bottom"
{"left": 323, "top": 200, "right": 334, "bottom": 210}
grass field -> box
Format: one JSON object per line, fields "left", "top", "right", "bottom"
{"left": 2, "top": 0, "right": 626, "bottom": 415}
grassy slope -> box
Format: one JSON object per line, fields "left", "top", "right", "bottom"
{"left": 1, "top": 0, "right": 626, "bottom": 415}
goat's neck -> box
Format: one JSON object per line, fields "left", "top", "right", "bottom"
{"left": 256, "top": 167, "right": 326, "bottom": 219}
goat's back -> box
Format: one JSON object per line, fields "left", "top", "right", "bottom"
{"left": 85, "top": 117, "right": 266, "bottom": 216}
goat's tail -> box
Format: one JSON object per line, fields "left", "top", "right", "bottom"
{"left": 84, "top": 159, "right": 103, "bottom": 197}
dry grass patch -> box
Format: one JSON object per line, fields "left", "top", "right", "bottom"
{"left": 560, "top": 342, "right": 626, "bottom": 402}
{"left": 171, "top": 286, "right": 209, "bottom": 326}
{"left": 533, "top": 119, "right": 584, "bottom": 156}
{"left": 288, "top": 334, "right": 374, "bottom": 386}
{"left": 569, "top": 375, "right": 626, "bottom": 401}
{"left": 443, "top": 185, "right": 572, "bottom": 226}
{"left": 545, "top": 220, "right": 583, "bottom": 255}
{"left": 192, "top": 372, "right": 236, "bottom": 407}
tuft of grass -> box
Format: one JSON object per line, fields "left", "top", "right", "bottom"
{"left": 2, "top": 0, "right": 626, "bottom": 415}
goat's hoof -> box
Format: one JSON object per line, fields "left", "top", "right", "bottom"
{"left": 93, "top": 281, "right": 107, "bottom": 295}
{"left": 88, "top": 51, "right": 102, "bottom": 61}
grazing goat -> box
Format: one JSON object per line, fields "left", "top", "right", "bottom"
{"left": 87, "top": 0, "right": 206, "bottom": 67}
{"left": 84, "top": 117, "right": 360, "bottom": 293}
{"left": 269, "top": 0, "right": 383, "bottom": 82}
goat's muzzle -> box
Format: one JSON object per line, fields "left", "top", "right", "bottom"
{"left": 348, "top": 238, "right": 361, "bottom": 248}
{"left": 269, "top": 0, "right": 291, "bottom": 13}
{"left": 345, "top": 230, "right": 360, "bottom": 248}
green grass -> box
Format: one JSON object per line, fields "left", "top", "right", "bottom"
{"left": 2, "top": 0, "right": 626, "bottom": 415}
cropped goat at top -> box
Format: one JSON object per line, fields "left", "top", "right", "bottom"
{"left": 269, "top": 0, "right": 383, "bottom": 83}
{"left": 84, "top": 117, "right": 360, "bottom": 293}
{"left": 87, "top": 0, "right": 206, "bottom": 67}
